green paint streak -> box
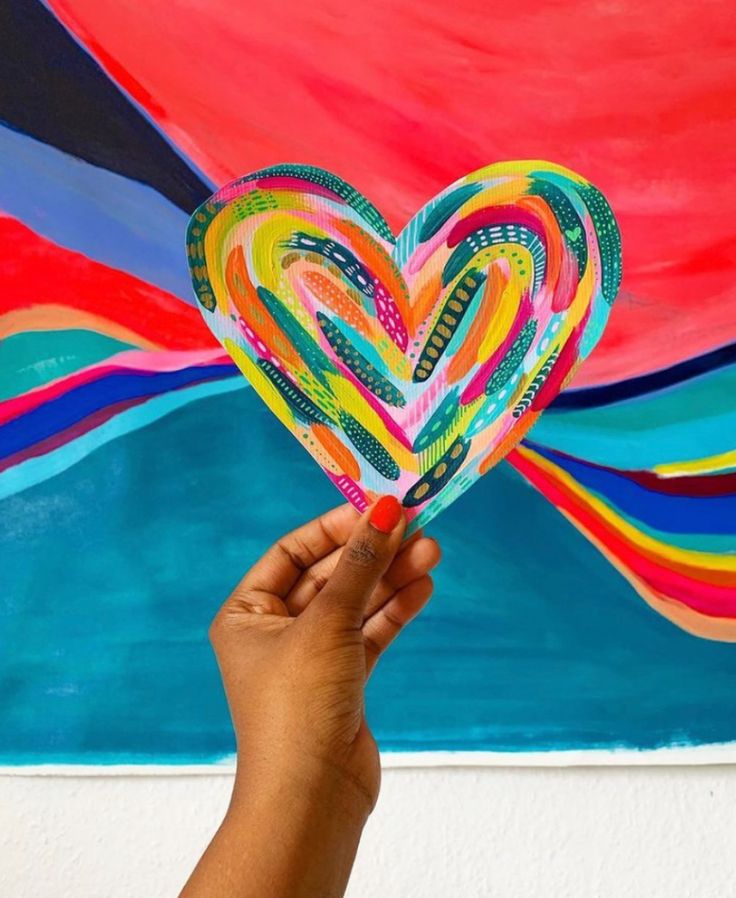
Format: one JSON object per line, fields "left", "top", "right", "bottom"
{"left": 258, "top": 360, "right": 335, "bottom": 425}
{"left": 0, "top": 330, "right": 135, "bottom": 400}
{"left": 413, "top": 389, "right": 459, "bottom": 452}
{"left": 317, "top": 314, "right": 406, "bottom": 407}
{"left": 257, "top": 287, "right": 337, "bottom": 384}
{"left": 418, "top": 183, "right": 483, "bottom": 242}
{"left": 576, "top": 182, "right": 622, "bottom": 304}
{"left": 528, "top": 178, "right": 588, "bottom": 277}
{"left": 485, "top": 320, "right": 538, "bottom": 395}
{"left": 339, "top": 411, "right": 400, "bottom": 480}
{"left": 403, "top": 438, "right": 470, "bottom": 507}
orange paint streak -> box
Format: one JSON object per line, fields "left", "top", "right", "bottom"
{"left": 517, "top": 195, "right": 562, "bottom": 292}
{"left": 446, "top": 263, "right": 507, "bottom": 384}
{"left": 302, "top": 270, "right": 373, "bottom": 337}
{"left": 312, "top": 423, "right": 362, "bottom": 480}
{"left": 478, "top": 413, "right": 539, "bottom": 475}
{"left": 225, "top": 246, "right": 303, "bottom": 369}
{"left": 409, "top": 272, "right": 442, "bottom": 336}
{"left": 0, "top": 306, "right": 161, "bottom": 350}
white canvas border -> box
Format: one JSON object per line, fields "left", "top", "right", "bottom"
{"left": 2, "top": 742, "right": 736, "bottom": 775}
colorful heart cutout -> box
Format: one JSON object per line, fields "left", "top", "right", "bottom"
{"left": 187, "top": 161, "right": 621, "bottom": 534}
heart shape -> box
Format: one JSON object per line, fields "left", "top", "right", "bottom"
{"left": 187, "top": 161, "right": 621, "bottom": 533}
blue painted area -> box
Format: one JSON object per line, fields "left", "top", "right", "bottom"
{"left": 2, "top": 387, "right": 735, "bottom": 764}
{"left": 0, "top": 364, "right": 236, "bottom": 459}
{"left": 531, "top": 363, "right": 736, "bottom": 468}
{"left": 0, "top": 377, "right": 244, "bottom": 502}
{"left": 0, "top": 126, "right": 195, "bottom": 301}
{"left": 531, "top": 444, "right": 736, "bottom": 535}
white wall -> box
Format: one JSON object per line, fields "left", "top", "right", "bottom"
{"left": 3, "top": 766, "right": 736, "bottom": 897}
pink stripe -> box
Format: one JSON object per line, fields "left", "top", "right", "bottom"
{"left": 254, "top": 176, "right": 346, "bottom": 204}
{"left": 0, "top": 349, "right": 229, "bottom": 424}
{"left": 328, "top": 473, "right": 369, "bottom": 512}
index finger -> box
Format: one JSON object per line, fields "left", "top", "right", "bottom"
{"left": 236, "top": 502, "right": 361, "bottom": 602}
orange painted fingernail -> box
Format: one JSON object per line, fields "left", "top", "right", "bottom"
{"left": 368, "top": 495, "right": 403, "bottom": 533}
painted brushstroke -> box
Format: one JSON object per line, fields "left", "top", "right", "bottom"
{"left": 47, "top": 0, "right": 736, "bottom": 384}
{"left": 1, "top": 0, "right": 736, "bottom": 770}
{"left": 187, "top": 161, "right": 619, "bottom": 534}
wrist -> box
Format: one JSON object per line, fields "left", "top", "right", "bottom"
{"left": 212, "top": 756, "right": 369, "bottom": 898}
{"left": 230, "top": 751, "right": 374, "bottom": 830}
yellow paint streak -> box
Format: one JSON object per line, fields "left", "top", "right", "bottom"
{"left": 654, "top": 449, "right": 736, "bottom": 477}
{"left": 223, "top": 337, "right": 295, "bottom": 431}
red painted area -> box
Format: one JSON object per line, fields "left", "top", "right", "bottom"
{"left": 508, "top": 448, "right": 736, "bottom": 618}
{"left": 0, "top": 217, "right": 215, "bottom": 350}
{"left": 49, "top": 0, "right": 736, "bottom": 385}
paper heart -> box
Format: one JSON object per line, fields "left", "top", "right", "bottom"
{"left": 187, "top": 161, "right": 621, "bottom": 533}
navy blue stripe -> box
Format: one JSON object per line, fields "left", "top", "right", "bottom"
{"left": 550, "top": 342, "right": 736, "bottom": 410}
{"left": 529, "top": 442, "right": 736, "bottom": 534}
{"left": 0, "top": 0, "right": 211, "bottom": 212}
{"left": 0, "top": 365, "right": 237, "bottom": 460}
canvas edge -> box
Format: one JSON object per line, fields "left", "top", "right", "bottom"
{"left": 2, "top": 743, "right": 736, "bottom": 775}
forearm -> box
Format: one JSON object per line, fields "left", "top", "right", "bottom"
{"left": 179, "top": 762, "right": 370, "bottom": 898}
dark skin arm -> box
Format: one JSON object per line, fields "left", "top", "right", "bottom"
{"left": 179, "top": 496, "right": 440, "bottom": 898}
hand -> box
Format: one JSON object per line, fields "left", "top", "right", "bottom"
{"left": 180, "top": 497, "right": 440, "bottom": 898}
{"left": 213, "top": 495, "right": 440, "bottom": 813}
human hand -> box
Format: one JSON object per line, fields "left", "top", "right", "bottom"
{"left": 179, "top": 497, "right": 440, "bottom": 898}
{"left": 211, "top": 496, "right": 440, "bottom": 818}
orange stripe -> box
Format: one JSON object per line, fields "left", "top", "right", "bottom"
{"left": 447, "top": 263, "right": 508, "bottom": 384}
{"left": 312, "top": 423, "right": 362, "bottom": 480}
{"left": 226, "top": 246, "right": 304, "bottom": 369}
{"left": 0, "top": 306, "right": 161, "bottom": 350}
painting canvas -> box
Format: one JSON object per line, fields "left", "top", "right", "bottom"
{"left": 1, "top": 0, "right": 735, "bottom": 768}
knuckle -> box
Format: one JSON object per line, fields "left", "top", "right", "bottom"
{"left": 362, "top": 632, "right": 382, "bottom": 659}
{"left": 305, "top": 566, "right": 329, "bottom": 594}
{"left": 345, "top": 536, "right": 380, "bottom": 568}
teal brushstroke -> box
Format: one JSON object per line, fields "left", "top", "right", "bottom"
{"left": 0, "top": 330, "right": 135, "bottom": 400}
{"left": 534, "top": 365, "right": 736, "bottom": 468}
{"left": 0, "top": 377, "right": 243, "bottom": 500}
{"left": 2, "top": 387, "right": 736, "bottom": 764}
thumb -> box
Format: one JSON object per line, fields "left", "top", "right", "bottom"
{"left": 306, "top": 495, "right": 406, "bottom": 628}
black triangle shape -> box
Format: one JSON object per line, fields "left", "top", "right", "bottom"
{"left": 0, "top": 0, "right": 212, "bottom": 213}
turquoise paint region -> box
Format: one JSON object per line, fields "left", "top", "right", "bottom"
{"left": 2, "top": 387, "right": 736, "bottom": 764}
{"left": 0, "top": 377, "right": 243, "bottom": 500}
{"left": 535, "top": 365, "right": 736, "bottom": 468}
{"left": 0, "top": 330, "right": 135, "bottom": 400}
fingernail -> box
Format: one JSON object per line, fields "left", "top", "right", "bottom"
{"left": 368, "top": 495, "right": 403, "bottom": 534}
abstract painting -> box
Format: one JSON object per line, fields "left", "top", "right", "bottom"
{"left": 188, "top": 162, "right": 621, "bottom": 531}
{"left": 1, "top": 0, "right": 735, "bottom": 767}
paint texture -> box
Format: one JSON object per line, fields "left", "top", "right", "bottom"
{"left": 187, "top": 162, "right": 620, "bottom": 531}
{"left": 1, "top": 0, "right": 736, "bottom": 765}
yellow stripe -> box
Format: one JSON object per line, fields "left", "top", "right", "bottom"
{"left": 477, "top": 261, "right": 522, "bottom": 361}
{"left": 654, "top": 449, "right": 736, "bottom": 477}
{"left": 517, "top": 445, "right": 736, "bottom": 572}
{"left": 223, "top": 338, "right": 295, "bottom": 431}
